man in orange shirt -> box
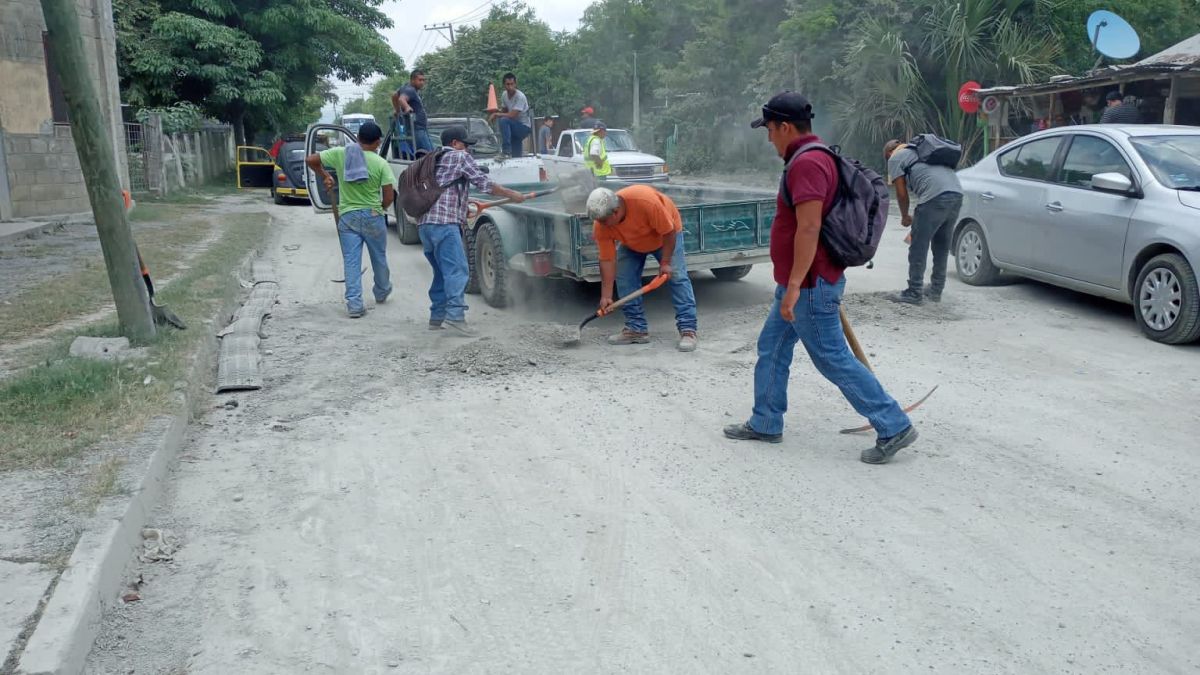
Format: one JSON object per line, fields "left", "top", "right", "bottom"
{"left": 587, "top": 185, "right": 699, "bottom": 352}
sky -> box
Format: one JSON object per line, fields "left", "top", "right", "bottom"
{"left": 322, "top": 0, "right": 594, "bottom": 121}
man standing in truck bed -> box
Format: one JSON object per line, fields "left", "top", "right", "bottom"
{"left": 587, "top": 185, "right": 698, "bottom": 352}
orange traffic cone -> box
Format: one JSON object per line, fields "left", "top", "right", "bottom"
{"left": 485, "top": 83, "right": 499, "bottom": 113}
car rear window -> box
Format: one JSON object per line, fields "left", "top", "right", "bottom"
{"left": 999, "top": 137, "right": 1061, "bottom": 181}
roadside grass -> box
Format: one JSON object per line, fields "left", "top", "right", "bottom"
{"left": 0, "top": 210, "right": 271, "bottom": 471}
{"left": 0, "top": 210, "right": 216, "bottom": 344}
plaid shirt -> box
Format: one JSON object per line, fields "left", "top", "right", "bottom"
{"left": 419, "top": 148, "right": 494, "bottom": 226}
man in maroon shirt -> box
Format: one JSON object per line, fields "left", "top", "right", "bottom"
{"left": 723, "top": 92, "right": 916, "bottom": 465}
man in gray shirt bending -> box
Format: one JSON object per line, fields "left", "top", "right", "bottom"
{"left": 885, "top": 138, "right": 963, "bottom": 304}
{"left": 490, "top": 72, "right": 533, "bottom": 157}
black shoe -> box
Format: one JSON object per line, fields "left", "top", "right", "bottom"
{"left": 723, "top": 423, "right": 782, "bottom": 444}
{"left": 348, "top": 307, "right": 366, "bottom": 319}
{"left": 861, "top": 426, "right": 918, "bottom": 464}
{"left": 924, "top": 288, "right": 942, "bottom": 303}
{"left": 428, "top": 319, "right": 444, "bottom": 330}
{"left": 891, "top": 290, "right": 923, "bottom": 305}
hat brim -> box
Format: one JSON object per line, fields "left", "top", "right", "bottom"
{"left": 750, "top": 117, "right": 767, "bottom": 129}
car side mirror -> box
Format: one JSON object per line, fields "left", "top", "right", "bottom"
{"left": 1091, "top": 172, "right": 1135, "bottom": 196}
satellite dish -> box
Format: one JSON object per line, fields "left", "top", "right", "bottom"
{"left": 1088, "top": 10, "right": 1140, "bottom": 60}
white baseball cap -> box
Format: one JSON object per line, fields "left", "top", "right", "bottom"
{"left": 586, "top": 188, "right": 619, "bottom": 221}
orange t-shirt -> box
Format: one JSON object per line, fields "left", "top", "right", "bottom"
{"left": 592, "top": 184, "right": 683, "bottom": 261}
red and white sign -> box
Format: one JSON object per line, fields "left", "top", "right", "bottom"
{"left": 958, "top": 81, "right": 982, "bottom": 114}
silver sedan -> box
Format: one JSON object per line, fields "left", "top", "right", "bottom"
{"left": 954, "top": 124, "right": 1200, "bottom": 344}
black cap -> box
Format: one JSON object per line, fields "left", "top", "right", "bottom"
{"left": 440, "top": 125, "right": 477, "bottom": 147}
{"left": 358, "top": 121, "right": 383, "bottom": 143}
{"left": 750, "top": 91, "right": 814, "bottom": 128}
{"left": 593, "top": 121, "right": 607, "bottom": 130}
{"left": 1106, "top": 90, "right": 1123, "bottom": 102}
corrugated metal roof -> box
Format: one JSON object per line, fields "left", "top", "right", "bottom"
{"left": 1134, "top": 33, "right": 1200, "bottom": 68}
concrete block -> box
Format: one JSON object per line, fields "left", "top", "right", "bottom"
{"left": 35, "top": 169, "right": 59, "bottom": 185}
{"left": 8, "top": 137, "right": 31, "bottom": 155}
{"left": 0, "top": 560, "right": 56, "bottom": 664}
{"left": 30, "top": 185, "right": 60, "bottom": 201}
{"left": 69, "top": 337, "right": 130, "bottom": 361}
{"left": 28, "top": 138, "right": 48, "bottom": 154}
{"left": 10, "top": 184, "right": 32, "bottom": 202}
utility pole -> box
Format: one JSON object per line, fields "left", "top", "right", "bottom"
{"left": 424, "top": 22, "right": 455, "bottom": 45}
{"left": 633, "top": 51, "right": 640, "bottom": 129}
{"left": 40, "top": 0, "right": 155, "bottom": 342}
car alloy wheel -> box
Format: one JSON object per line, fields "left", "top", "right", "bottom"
{"left": 1140, "top": 267, "right": 1182, "bottom": 331}
{"left": 958, "top": 230, "right": 983, "bottom": 278}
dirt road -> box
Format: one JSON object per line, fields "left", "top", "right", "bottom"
{"left": 84, "top": 197, "right": 1200, "bottom": 674}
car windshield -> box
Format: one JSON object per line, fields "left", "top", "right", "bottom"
{"left": 1130, "top": 135, "right": 1200, "bottom": 190}
{"left": 426, "top": 119, "right": 501, "bottom": 156}
{"left": 573, "top": 130, "right": 639, "bottom": 152}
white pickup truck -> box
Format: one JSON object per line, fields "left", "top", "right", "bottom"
{"left": 541, "top": 128, "right": 669, "bottom": 183}
{"left": 304, "top": 118, "right": 547, "bottom": 244}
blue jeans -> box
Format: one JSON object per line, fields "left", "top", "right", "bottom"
{"left": 498, "top": 118, "right": 531, "bottom": 157}
{"left": 414, "top": 127, "right": 434, "bottom": 153}
{"left": 419, "top": 223, "right": 470, "bottom": 322}
{"left": 748, "top": 279, "right": 910, "bottom": 438}
{"left": 337, "top": 209, "right": 391, "bottom": 313}
{"left": 616, "top": 234, "right": 698, "bottom": 334}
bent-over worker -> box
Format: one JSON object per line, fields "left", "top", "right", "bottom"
{"left": 587, "top": 185, "right": 698, "bottom": 352}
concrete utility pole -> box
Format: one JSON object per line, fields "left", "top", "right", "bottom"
{"left": 633, "top": 51, "right": 640, "bottom": 129}
{"left": 40, "top": 0, "right": 155, "bottom": 342}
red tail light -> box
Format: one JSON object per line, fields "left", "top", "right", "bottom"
{"left": 539, "top": 167, "right": 548, "bottom": 182}
{"left": 277, "top": 174, "right": 287, "bottom": 183}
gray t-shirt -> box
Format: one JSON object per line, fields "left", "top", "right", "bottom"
{"left": 502, "top": 89, "right": 532, "bottom": 128}
{"left": 537, "top": 125, "right": 552, "bottom": 152}
{"left": 888, "top": 147, "right": 962, "bottom": 204}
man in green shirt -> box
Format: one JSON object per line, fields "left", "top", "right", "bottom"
{"left": 305, "top": 122, "right": 395, "bottom": 318}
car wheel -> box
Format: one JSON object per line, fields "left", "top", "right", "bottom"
{"left": 955, "top": 222, "right": 1001, "bottom": 286}
{"left": 272, "top": 188, "right": 285, "bottom": 205}
{"left": 476, "top": 221, "right": 509, "bottom": 308}
{"left": 1133, "top": 253, "right": 1200, "bottom": 344}
{"left": 712, "top": 265, "right": 752, "bottom": 281}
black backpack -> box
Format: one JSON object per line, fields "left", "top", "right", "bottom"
{"left": 397, "top": 149, "right": 463, "bottom": 218}
{"left": 905, "top": 134, "right": 962, "bottom": 172}
{"left": 781, "top": 143, "right": 889, "bottom": 268}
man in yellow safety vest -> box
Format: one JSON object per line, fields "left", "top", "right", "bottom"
{"left": 585, "top": 121, "right": 612, "bottom": 179}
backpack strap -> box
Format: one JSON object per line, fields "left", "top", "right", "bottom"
{"left": 780, "top": 142, "right": 845, "bottom": 209}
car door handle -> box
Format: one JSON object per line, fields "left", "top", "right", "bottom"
{"left": 1045, "top": 201, "right": 1064, "bottom": 213}
{"left": 980, "top": 192, "right": 995, "bottom": 201}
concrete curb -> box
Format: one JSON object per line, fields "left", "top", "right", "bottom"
{"left": 0, "top": 214, "right": 92, "bottom": 245}
{"left": 13, "top": 246, "right": 265, "bottom": 675}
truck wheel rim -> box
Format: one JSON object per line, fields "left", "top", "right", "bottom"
{"left": 1140, "top": 267, "right": 1181, "bottom": 331}
{"left": 958, "top": 230, "right": 982, "bottom": 277}
{"left": 481, "top": 238, "right": 495, "bottom": 293}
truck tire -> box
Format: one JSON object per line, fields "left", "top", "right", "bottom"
{"left": 464, "top": 226, "right": 481, "bottom": 295}
{"left": 272, "top": 187, "right": 285, "bottom": 205}
{"left": 476, "top": 221, "right": 510, "bottom": 308}
{"left": 954, "top": 221, "right": 1001, "bottom": 286}
{"left": 393, "top": 202, "right": 421, "bottom": 245}
{"left": 712, "top": 265, "right": 752, "bottom": 281}
{"left": 1133, "top": 253, "right": 1200, "bottom": 344}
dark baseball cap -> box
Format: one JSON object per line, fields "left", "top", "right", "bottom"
{"left": 593, "top": 121, "right": 607, "bottom": 130}
{"left": 1105, "top": 90, "right": 1123, "bottom": 102}
{"left": 750, "top": 91, "right": 815, "bottom": 128}
{"left": 440, "top": 125, "right": 477, "bottom": 147}
{"left": 357, "top": 121, "right": 383, "bottom": 143}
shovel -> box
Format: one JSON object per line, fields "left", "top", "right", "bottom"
{"left": 837, "top": 306, "right": 936, "bottom": 434}
{"left": 562, "top": 273, "right": 669, "bottom": 346}
{"left": 467, "top": 188, "right": 557, "bottom": 218}
{"left": 136, "top": 248, "right": 186, "bottom": 330}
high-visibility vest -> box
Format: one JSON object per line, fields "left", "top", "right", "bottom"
{"left": 585, "top": 134, "right": 612, "bottom": 177}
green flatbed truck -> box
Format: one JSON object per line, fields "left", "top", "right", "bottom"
{"left": 465, "top": 181, "right": 778, "bottom": 308}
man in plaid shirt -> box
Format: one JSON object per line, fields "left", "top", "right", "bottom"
{"left": 420, "top": 125, "right": 526, "bottom": 336}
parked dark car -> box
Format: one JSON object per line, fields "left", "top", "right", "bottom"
{"left": 271, "top": 140, "right": 312, "bottom": 204}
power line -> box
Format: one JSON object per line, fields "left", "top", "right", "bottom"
{"left": 445, "top": 0, "right": 493, "bottom": 24}
{"left": 423, "top": 22, "right": 455, "bottom": 45}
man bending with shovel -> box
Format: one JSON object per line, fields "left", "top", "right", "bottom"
{"left": 587, "top": 185, "right": 699, "bottom": 352}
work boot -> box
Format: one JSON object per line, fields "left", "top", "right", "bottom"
{"left": 722, "top": 423, "right": 782, "bottom": 444}
{"left": 608, "top": 329, "right": 650, "bottom": 345}
{"left": 860, "top": 426, "right": 918, "bottom": 465}
{"left": 924, "top": 288, "right": 943, "bottom": 303}
{"left": 677, "top": 330, "right": 698, "bottom": 353}
{"left": 443, "top": 320, "right": 478, "bottom": 337}
{"left": 348, "top": 307, "right": 366, "bottom": 319}
{"left": 428, "top": 319, "right": 444, "bottom": 330}
{"left": 891, "top": 289, "right": 924, "bottom": 305}
{"left": 375, "top": 287, "right": 393, "bottom": 304}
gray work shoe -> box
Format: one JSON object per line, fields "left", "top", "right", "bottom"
{"left": 376, "top": 287, "right": 393, "bottom": 304}
{"left": 608, "top": 329, "right": 650, "bottom": 345}
{"left": 860, "top": 426, "right": 918, "bottom": 464}
{"left": 891, "top": 289, "right": 924, "bottom": 305}
{"left": 924, "top": 288, "right": 943, "bottom": 303}
{"left": 677, "top": 330, "right": 698, "bottom": 352}
{"left": 723, "top": 423, "right": 782, "bottom": 444}
{"left": 443, "top": 319, "right": 478, "bottom": 337}
{"left": 428, "top": 319, "right": 444, "bottom": 330}
{"left": 348, "top": 307, "right": 366, "bottom": 319}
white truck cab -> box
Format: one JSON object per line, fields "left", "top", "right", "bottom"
{"left": 543, "top": 128, "right": 669, "bottom": 182}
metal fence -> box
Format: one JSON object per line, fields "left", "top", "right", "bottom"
{"left": 123, "top": 121, "right": 164, "bottom": 194}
